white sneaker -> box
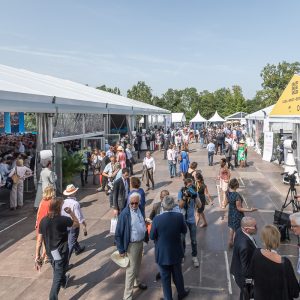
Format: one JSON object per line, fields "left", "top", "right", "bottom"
{"left": 192, "top": 256, "right": 199, "bottom": 268}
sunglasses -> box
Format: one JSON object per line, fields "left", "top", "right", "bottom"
{"left": 130, "top": 202, "right": 139, "bottom": 205}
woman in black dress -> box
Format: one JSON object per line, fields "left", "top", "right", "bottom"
{"left": 249, "top": 225, "right": 299, "bottom": 300}
{"left": 195, "top": 172, "right": 213, "bottom": 227}
{"left": 185, "top": 161, "right": 199, "bottom": 182}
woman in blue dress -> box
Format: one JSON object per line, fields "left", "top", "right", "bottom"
{"left": 227, "top": 178, "right": 257, "bottom": 247}
{"left": 179, "top": 146, "right": 189, "bottom": 179}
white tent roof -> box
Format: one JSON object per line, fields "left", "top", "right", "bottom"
{"left": 245, "top": 105, "right": 274, "bottom": 121}
{"left": 171, "top": 112, "right": 186, "bottom": 123}
{"left": 225, "top": 112, "right": 248, "bottom": 120}
{"left": 208, "top": 111, "right": 225, "bottom": 122}
{"left": 0, "top": 64, "right": 169, "bottom": 115}
{"left": 189, "top": 111, "right": 207, "bottom": 123}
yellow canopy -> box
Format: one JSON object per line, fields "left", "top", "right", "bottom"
{"left": 270, "top": 74, "right": 300, "bottom": 117}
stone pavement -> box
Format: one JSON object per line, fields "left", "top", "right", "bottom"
{"left": 0, "top": 143, "right": 299, "bottom": 300}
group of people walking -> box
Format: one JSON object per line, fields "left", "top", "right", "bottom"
{"left": 20, "top": 128, "right": 300, "bottom": 300}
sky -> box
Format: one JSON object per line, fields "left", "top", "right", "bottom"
{"left": 0, "top": 0, "right": 299, "bottom": 99}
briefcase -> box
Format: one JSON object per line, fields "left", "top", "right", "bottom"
{"left": 273, "top": 210, "right": 291, "bottom": 227}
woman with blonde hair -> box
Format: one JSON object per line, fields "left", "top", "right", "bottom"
{"left": 116, "top": 146, "right": 126, "bottom": 169}
{"left": 35, "top": 186, "right": 55, "bottom": 264}
{"left": 249, "top": 225, "right": 299, "bottom": 299}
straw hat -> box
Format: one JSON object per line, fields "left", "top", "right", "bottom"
{"left": 111, "top": 250, "right": 129, "bottom": 268}
{"left": 117, "top": 146, "right": 124, "bottom": 151}
{"left": 63, "top": 184, "right": 79, "bottom": 196}
{"left": 239, "top": 139, "right": 245, "bottom": 144}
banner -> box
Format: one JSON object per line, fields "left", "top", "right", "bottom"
{"left": 262, "top": 131, "right": 273, "bottom": 162}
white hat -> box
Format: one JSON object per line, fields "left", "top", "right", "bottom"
{"left": 63, "top": 184, "right": 79, "bottom": 196}
{"left": 111, "top": 250, "right": 129, "bottom": 268}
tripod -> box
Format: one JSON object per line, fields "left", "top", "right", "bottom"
{"left": 281, "top": 185, "right": 299, "bottom": 213}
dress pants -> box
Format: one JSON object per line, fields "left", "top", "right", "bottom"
{"left": 234, "top": 275, "right": 245, "bottom": 300}
{"left": 68, "top": 227, "right": 81, "bottom": 261}
{"left": 50, "top": 250, "right": 69, "bottom": 300}
{"left": 10, "top": 180, "right": 24, "bottom": 208}
{"left": 123, "top": 241, "right": 143, "bottom": 300}
{"left": 159, "top": 263, "right": 185, "bottom": 300}
{"left": 145, "top": 168, "right": 154, "bottom": 188}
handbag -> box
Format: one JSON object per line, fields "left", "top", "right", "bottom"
{"left": 5, "top": 177, "right": 13, "bottom": 190}
{"left": 12, "top": 167, "right": 20, "bottom": 184}
{"left": 110, "top": 217, "right": 118, "bottom": 234}
{"left": 274, "top": 210, "right": 291, "bottom": 226}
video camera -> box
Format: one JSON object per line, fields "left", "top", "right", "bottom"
{"left": 281, "top": 171, "right": 297, "bottom": 189}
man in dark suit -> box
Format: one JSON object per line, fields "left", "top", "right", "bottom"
{"left": 150, "top": 196, "right": 190, "bottom": 300}
{"left": 149, "top": 190, "right": 170, "bottom": 221}
{"left": 230, "top": 216, "right": 257, "bottom": 300}
{"left": 112, "top": 168, "right": 130, "bottom": 216}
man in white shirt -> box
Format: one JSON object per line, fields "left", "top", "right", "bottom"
{"left": 167, "top": 145, "right": 176, "bottom": 178}
{"left": 19, "top": 141, "right": 25, "bottom": 153}
{"left": 143, "top": 151, "right": 155, "bottom": 190}
{"left": 206, "top": 140, "right": 216, "bottom": 166}
{"left": 125, "top": 144, "right": 134, "bottom": 175}
{"left": 61, "top": 184, "right": 87, "bottom": 261}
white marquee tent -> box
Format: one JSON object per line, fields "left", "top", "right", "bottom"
{"left": 0, "top": 64, "right": 169, "bottom": 115}
{"left": 208, "top": 111, "right": 225, "bottom": 122}
{"left": 171, "top": 113, "right": 186, "bottom": 125}
{"left": 189, "top": 111, "right": 207, "bottom": 123}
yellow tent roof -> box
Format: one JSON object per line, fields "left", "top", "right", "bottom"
{"left": 270, "top": 74, "right": 300, "bottom": 117}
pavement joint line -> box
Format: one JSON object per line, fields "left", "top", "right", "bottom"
{"left": 242, "top": 195, "right": 249, "bottom": 208}
{"left": 239, "top": 177, "right": 245, "bottom": 187}
{"left": 258, "top": 209, "right": 279, "bottom": 213}
{"left": 185, "top": 285, "right": 225, "bottom": 292}
{"left": 0, "top": 238, "right": 14, "bottom": 250}
{"left": 0, "top": 217, "right": 28, "bottom": 234}
{"left": 224, "top": 250, "right": 232, "bottom": 295}
{"left": 266, "top": 195, "right": 280, "bottom": 210}
{"left": 199, "top": 250, "right": 203, "bottom": 285}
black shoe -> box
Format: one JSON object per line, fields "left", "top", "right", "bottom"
{"left": 178, "top": 288, "right": 190, "bottom": 300}
{"left": 62, "top": 273, "right": 70, "bottom": 289}
{"left": 75, "top": 246, "right": 85, "bottom": 256}
{"left": 155, "top": 272, "right": 161, "bottom": 281}
{"left": 135, "top": 283, "right": 147, "bottom": 290}
{"left": 66, "top": 263, "right": 74, "bottom": 271}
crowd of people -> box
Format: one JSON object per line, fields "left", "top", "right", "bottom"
{"left": 0, "top": 134, "right": 36, "bottom": 209}
{"left": 3, "top": 124, "right": 300, "bottom": 300}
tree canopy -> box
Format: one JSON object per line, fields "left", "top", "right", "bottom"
{"left": 98, "top": 61, "right": 300, "bottom": 121}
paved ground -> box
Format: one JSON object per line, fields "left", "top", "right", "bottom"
{"left": 0, "top": 143, "right": 298, "bottom": 300}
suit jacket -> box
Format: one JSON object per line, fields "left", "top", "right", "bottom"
{"left": 230, "top": 228, "right": 256, "bottom": 280}
{"left": 112, "top": 177, "right": 130, "bottom": 211}
{"left": 150, "top": 212, "right": 187, "bottom": 265}
{"left": 149, "top": 202, "right": 161, "bottom": 220}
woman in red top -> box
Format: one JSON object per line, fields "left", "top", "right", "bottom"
{"left": 35, "top": 186, "right": 55, "bottom": 263}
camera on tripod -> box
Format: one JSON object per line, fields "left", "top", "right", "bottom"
{"left": 281, "top": 171, "right": 297, "bottom": 190}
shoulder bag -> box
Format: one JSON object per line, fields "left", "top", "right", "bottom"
{"left": 12, "top": 167, "right": 20, "bottom": 184}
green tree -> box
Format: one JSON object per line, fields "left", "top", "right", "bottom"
{"left": 96, "top": 84, "right": 121, "bottom": 95}
{"left": 260, "top": 61, "right": 300, "bottom": 105}
{"left": 127, "top": 81, "right": 153, "bottom": 104}
{"left": 25, "top": 113, "right": 37, "bottom": 131}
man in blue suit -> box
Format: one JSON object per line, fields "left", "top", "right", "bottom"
{"left": 150, "top": 195, "right": 190, "bottom": 300}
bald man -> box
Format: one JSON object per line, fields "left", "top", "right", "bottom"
{"left": 230, "top": 216, "right": 258, "bottom": 300}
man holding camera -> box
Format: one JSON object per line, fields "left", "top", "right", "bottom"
{"left": 178, "top": 178, "right": 201, "bottom": 267}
